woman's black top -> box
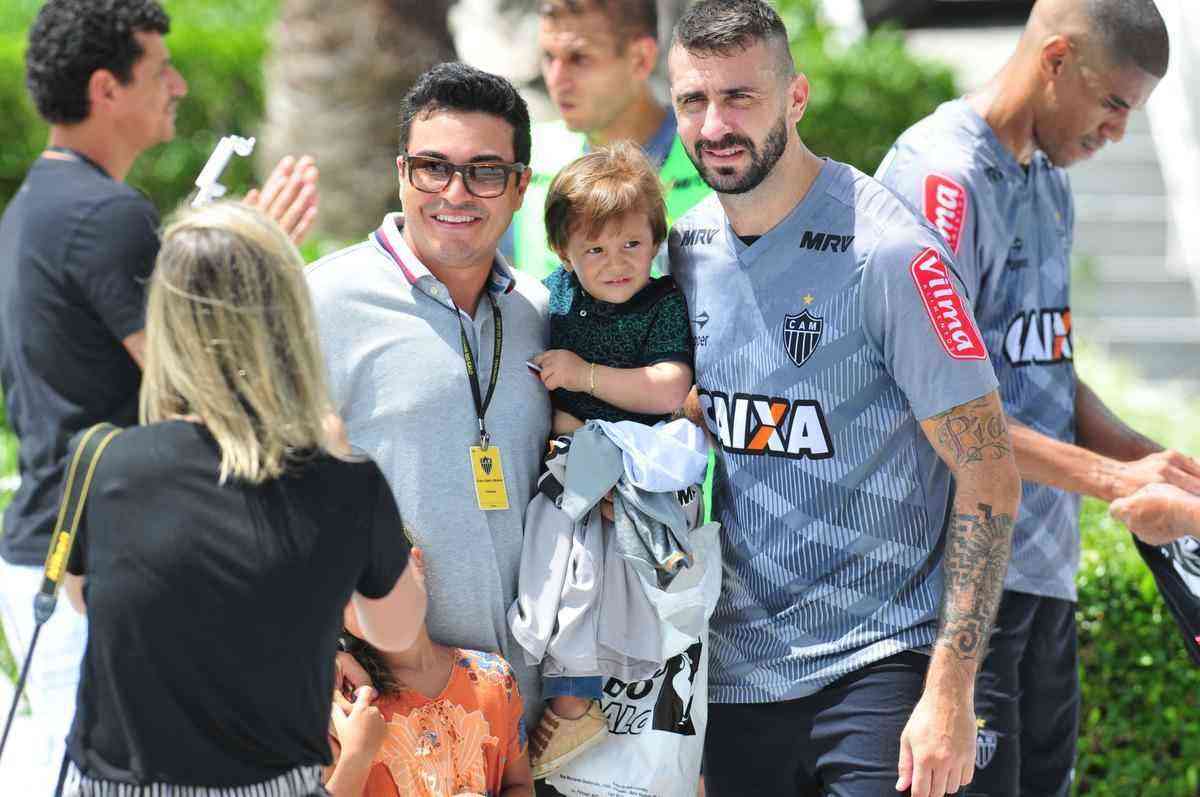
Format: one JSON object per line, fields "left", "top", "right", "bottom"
{"left": 65, "top": 420, "right": 410, "bottom": 787}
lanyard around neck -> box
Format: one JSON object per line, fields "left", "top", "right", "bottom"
{"left": 456, "top": 293, "right": 502, "bottom": 450}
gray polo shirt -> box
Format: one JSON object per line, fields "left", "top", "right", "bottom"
{"left": 669, "top": 160, "right": 998, "bottom": 703}
{"left": 877, "top": 99, "right": 1080, "bottom": 601}
{"left": 306, "top": 214, "right": 551, "bottom": 726}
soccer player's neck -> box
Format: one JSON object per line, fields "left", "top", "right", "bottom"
{"left": 722, "top": 141, "right": 823, "bottom": 239}
{"left": 969, "top": 65, "right": 1042, "bottom": 167}
{"left": 586, "top": 90, "right": 666, "bottom": 151}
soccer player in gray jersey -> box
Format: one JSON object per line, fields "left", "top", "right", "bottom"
{"left": 666, "top": 3, "right": 1021, "bottom": 796}
{"left": 876, "top": 1, "right": 1196, "bottom": 794}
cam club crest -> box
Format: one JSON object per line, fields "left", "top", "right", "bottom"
{"left": 783, "top": 310, "right": 823, "bottom": 367}
{"left": 976, "top": 729, "right": 998, "bottom": 769}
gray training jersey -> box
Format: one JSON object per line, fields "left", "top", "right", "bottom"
{"left": 669, "top": 160, "right": 998, "bottom": 703}
{"left": 877, "top": 99, "right": 1080, "bottom": 602}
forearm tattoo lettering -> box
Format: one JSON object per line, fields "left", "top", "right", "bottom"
{"left": 937, "top": 502, "right": 1014, "bottom": 660}
{"left": 930, "top": 396, "right": 1011, "bottom": 466}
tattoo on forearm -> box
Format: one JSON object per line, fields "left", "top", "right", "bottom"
{"left": 936, "top": 502, "right": 1013, "bottom": 660}
{"left": 930, "top": 397, "right": 1010, "bottom": 466}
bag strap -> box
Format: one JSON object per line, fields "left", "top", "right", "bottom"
{"left": 36, "top": 422, "right": 122, "bottom": 620}
{"left": 0, "top": 422, "right": 121, "bottom": 772}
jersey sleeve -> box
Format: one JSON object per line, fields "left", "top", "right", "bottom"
{"left": 640, "top": 289, "right": 694, "bottom": 368}
{"left": 861, "top": 228, "right": 998, "bottom": 420}
{"left": 357, "top": 462, "right": 412, "bottom": 599}
{"left": 876, "top": 147, "right": 983, "bottom": 302}
{"left": 66, "top": 195, "right": 160, "bottom": 341}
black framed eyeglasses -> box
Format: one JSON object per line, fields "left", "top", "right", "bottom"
{"left": 401, "top": 154, "right": 527, "bottom": 199}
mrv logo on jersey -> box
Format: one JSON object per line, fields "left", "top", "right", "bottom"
{"left": 1004, "top": 307, "right": 1072, "bottom": 365}
{"left": 697, "top": 390, "right": 833, "bottom": 460}
{"left": 678, "top": 228, "right": 719, "bottom": 247}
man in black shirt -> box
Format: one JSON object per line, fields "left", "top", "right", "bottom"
{"left": 0, "top": 2, "right": 319, "bottom": 788}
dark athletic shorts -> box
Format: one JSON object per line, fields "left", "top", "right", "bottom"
{"left": 964, "top": 590, "right": 1079, "bottom": 797}
{"left": 704, "top": 650, "right": 928, "bottom": 797}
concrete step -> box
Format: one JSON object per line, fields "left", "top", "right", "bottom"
{"left": 1075, "top": 315, "right": 1200, "bottom": 343}
{"left": 1073, "top": 279, "right": 1197, "bottom": 318}
{"left": 1085, "top": 255, "right": 1184, "bottom": 283}
{"left": 1074, "top": 219, "right": 1168, "bottom": 257}
{"left": 1073, "top": 193, "right": 1166, "bottom": 223}
{"left": 1069, "top": 162, "right": 1164, "bottom": 195}
{"left": 1075, "top": 316, "right": 1200, "bottom": 382}
{"left": 1081, "top": 340, "right": 1200, "bottom": 384}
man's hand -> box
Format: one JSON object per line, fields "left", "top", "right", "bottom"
{"left": 244, "top": 154, "right": 319, "bottom": 244}
{"left": 1110, "top": 483, "right": 1200, "bottom": 545}
{"left": 1105, "top": 450, "right": 1200, "bottom": 503}
{"left": 897, "top": 683, "right": 977, "bottom": 796}
{"left": 532, "top": 349, "right": 590, "bottom": 393}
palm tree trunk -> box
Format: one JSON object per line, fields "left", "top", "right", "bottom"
{"left": 262, "top": 0, "right": 456, "bottom": 242}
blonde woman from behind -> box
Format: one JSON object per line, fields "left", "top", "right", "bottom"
{"left": 60, "top": 202, "right": 424, "bottom": 797}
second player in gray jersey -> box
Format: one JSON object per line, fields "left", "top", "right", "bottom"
{"left": 666, "top": 3, "right": 1020, "bottom": 796}
{"left": 876, "top": 1, "right": 1195, "bottom": 794}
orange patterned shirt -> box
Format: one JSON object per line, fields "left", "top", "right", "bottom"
{"left": 360, "top": 649, "right": 527, "bottom": 797}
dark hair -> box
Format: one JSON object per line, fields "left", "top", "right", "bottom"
{"left": 1086, "top": 0, "right": 1170, "bottom": 78}
{"left": 538, "top": 0, "right": 658, "bottom": 48}
{"left": 545, "top": 141, "right": 668, "bottom": 261}
{"left": 339, "top": 631, "right": 402, "bottom": 696}
{"left": 25, "top": 0, "right": 171, "bottom": 124}
{"left": 672, "top": 0, "right": 794, "bottom": 75}
{"left": 398, "top": 62, "right": 532, "bottom": 166}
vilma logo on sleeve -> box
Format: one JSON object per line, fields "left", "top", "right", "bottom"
{"left": 909, "top": 247, "right": 987, "bottom": 360}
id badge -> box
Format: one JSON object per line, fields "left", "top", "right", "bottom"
{"left": 469, "top": 445, "right": 510, "bottom": 511}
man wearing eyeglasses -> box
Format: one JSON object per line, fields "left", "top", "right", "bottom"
{"left": 306, "top": 62, "right": 551, "bottom": 733}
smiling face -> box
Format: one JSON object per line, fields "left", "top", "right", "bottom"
{"left": 398, "top": 109, "right": 529, "bottom": 275}
{"left": 668, "top": 39, "right": 804, "bottom": 195}
{"left": 1035, "top": 43, "right": 1159, "bottom": 168}
{"left": 539, "top": 11, "right": 649, "bottom": 135}
{"left": 112, "top": 31, "right": 187, "bottom": 152}
{"left": 562, "top": 210, "right": 655, "bottom": 304}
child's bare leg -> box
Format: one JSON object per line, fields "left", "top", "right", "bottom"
{"left": 549, "top": 694, "right": 593, "bottom": 719}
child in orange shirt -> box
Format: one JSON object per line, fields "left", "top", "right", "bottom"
{"left": 325, "top": 565, "right": 533, "bottom": 797}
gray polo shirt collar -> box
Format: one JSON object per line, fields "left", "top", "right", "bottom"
{"left": 371, "top": 212, "right": 517, "bottom": 313}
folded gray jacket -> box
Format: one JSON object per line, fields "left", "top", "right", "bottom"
{"left": 508, "top": 421, "right": 709, "bottom": 681}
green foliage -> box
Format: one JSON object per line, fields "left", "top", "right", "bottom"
{"left": 0, "top": 0, "right": 277, "bottom": 216}
{"left": 1070, "top": 346, "right": 1200, "bottom": 796}
{"left": 775, "top": 0, "right": 959, "bottom": 174}
{"left": 1075, "top": 499, "right": 1200, "bottom": 796}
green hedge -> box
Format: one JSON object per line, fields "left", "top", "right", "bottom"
{"left": 1070, "top": 347, "right": 1200, "bottom": 796}
{"left": 778, "top": 0, "right": 958, "bottom": 174}
{"left": 1076, "top": 500, "right": 1200, "bottom": 796}
{"left": 0, "top": 0, "right": 276, "bottom": 216}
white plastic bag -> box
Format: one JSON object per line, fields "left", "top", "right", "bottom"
{"left": 544, "top": 523, "right": 721, "bottom": 797}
